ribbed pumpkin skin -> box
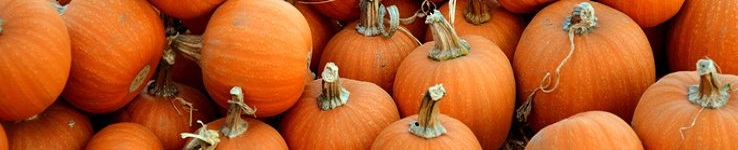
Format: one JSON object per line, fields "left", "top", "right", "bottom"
{"left": 149, "top": 0, "right": 224, "bottom": 20}
{"left": 0, "top": 125, "right": 7, "bottom": 150}
{"left": 667, "top": 0, "right": 738, "bottom": 74}
{"left": 86, "top": 123, "right": 164, "bottom": 150}
{"left": 201, "top": 0, "right": 310, "bottom": 117}
{"left": 428, "top": 0, "right": 524, "bottom": 61}
{"left": 294, "top": 3, "right": 338, "bottom": 73}
{"left": 3, "top": 103, "right": 93, "bottom": 150}
{"left": 383, "top": 0, "right": 426, "bottom": 41}
{"left": 498, "top": 0, "right": 558, "bottom": 14}
{"left": 371, "top": 114, "right": 481, "bottom": 150}
{"left": 280, "top": 78, "right": 400, "bottom": 150}
{"left": 513, "top": 0, "right": 654, "bottom": 132}
{"left": 526, "top": 111, "right": 644, "bottom": 150}
{"left": 599, "top": 0, "right": 684, "bottom": 27}
{"left": 309, "top": 0, "right": 360, "bottom": 22}
{"left": 114, "top": 83, "right": 217, "bottom": 150}
{"left": 205, "top": 117, "right": 289, "bottom": 150}
{"left": 61, "top": 0, "right": 164, "bottom": 114}
{"left": 318, "top": 22, "right": 417, "bottom": 94}
{"left": 394, "top": 35, "right": 515, "bottom": 149}
{"left": 632, "top": 72, "right": 738, "bottom": 149}
{"left": 0, "top": 0, "right": 71, "bottom": 121}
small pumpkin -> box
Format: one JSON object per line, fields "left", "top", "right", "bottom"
{"left": 182, "top": 86, "right": 288, "bottom": 150}
{"left": 61, "top": 0, "right": 165, "bottom": 114}
{"left": 280, "top": 63, "right": 401, "bottom": 149}
{"left": 371, "top": 84, "right": 482, "bottom": 150}
{"left": 0, "top": 0, "right": 71, "bottom": 121}
{"left": 149, "top": 0, "right": 224, "bottom": 20}
{"left": 632, "top": 59, "right": 738, "bottom": 149}
{"left": 526, "top": 111, "right": 644, "bottom": 149}
{"left": 306, "top": 0, "right": 361, "bottom": 22}
{"left": 86, "top": 122, "right": 164, "bottom": 150}
{"left": 599, "top": 0, "right": 684, "bottom": 27}
{"left": 2, "top": 102, "right": 93, "bottom": 150}
{"left": 498, "top": 0, "right": 558, "bottom": 14}
{"left": 393, "top": 10, "right": 515, "bottom": 149}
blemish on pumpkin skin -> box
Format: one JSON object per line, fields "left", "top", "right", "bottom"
{"left": 68, "top": 120, "right": 76, "bottom": 128}
{"left": 118, "top": 14, "right": 126, "bottom": 23}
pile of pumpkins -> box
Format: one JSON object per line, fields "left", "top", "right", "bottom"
{"left": 1, "top": 0, "right": 736, "bottom": 149}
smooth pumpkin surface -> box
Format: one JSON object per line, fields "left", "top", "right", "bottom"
{"left": 498, "top": 0, "right": 558, "bottom": 14}
{"left": 61, "top": 0, "right": 164, "bottom": 114}
{"left": 526, "top": 111, "right": 644, "bottom": 150}
{"left": 86, "top": 122, "right": 164, "bottom": 150}
{"left": 371, "top": 114, "right": 482, "bottom": 150}
{"left": 293, "top": 2, "right": 338, "bottom": 73}
{"left": 204, "top": 117, "right": 289, "bottom": 150}
{"left": 3, "top": 102, "right": 93, "bottom": 150}
{"left": 599, "top": 0, "right": 684, "bottom": 27}
{"left": 0, "top": 0, "right": 71, "bottom": 121}
{"left": 149, "top": 0, "right": 224, "bottom": 20}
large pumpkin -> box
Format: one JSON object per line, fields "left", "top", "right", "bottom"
{"left": 598, "top": 0, "right": 684, "bottom": 27}
{"left": 371, "top": 84, "right": 482, "bottom": 150}
{"left": 667, "top": 0, "right": 738, "bottom": 74}
{"left": 280, "top": 63, "right": 400, "bottom": 149}
{"left": 498, "top": 0, "right": 558, "bottom": 14}
{"left": 2, "top": 102, "right": 93, "bottom": 150}
{"left": 0, "top": 0, "right": 71, "bottom": 121}
{"left": 86, "top": 123, "right": 164, "bottom": 150}
{"left": 319, "top": 0, "right": 418, "bottom": 94}
{"left": 394, "top": 10, "right": 515, "bottom": 149}
{"left": 149, "top": 0, "right": 224, "bottom": 20}
{"left": 513, "top": 0, "right": 654, "bottom": 131}
{"left": 61, "top": 0, "right": 164, "bottom": 114}
{"left": 526, "top": 111, "right": 644, "bottom": 149}
{"left": 633, "top": 59, "right": 738, "bottom": 149}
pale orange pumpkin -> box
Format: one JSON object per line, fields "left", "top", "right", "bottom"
{"left": 526, "top": 111, "right": 644, "bottom": 149}
{"left": 599, "top": 0, "right": 684, "bottom": 27}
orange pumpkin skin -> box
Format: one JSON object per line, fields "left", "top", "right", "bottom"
{"left": 205, "top": 117, "right": 289, "bottom": 150}
{"left": 0, "top": 125, "right": 6, "bottom": 150}
{"left": 513, "top": 0, "right": 654, "bottom": 131}
{"left": 61, "top": 0, "right": 164, "bottom": 114}
{"left": 309, "top": 0, "right": 361, "bottom": 22}
{"left": 171, "top": 54, "right": 206, "bottom": 92}
{"left": 293, "top": 3, "right": 338, "bottom": 73}
{"left": 394, "top": 35, "right": 515, "bottom": 149}
{"left": 667, "top": 0, "right": 738, "bottom": 74}
{"left": 498, "top": 0, "right": 558, "bottom": 14}
{"left": 383, "top": 0, "right": 427, "bottom": 41}
{"left": 201, "top": 0, "right": 310, "bottom": 117}
{"left": 86, "top": 123, "right": 164, "bottom": 150}
{"left": 371, "top": 114, "right": 482, "bottom": 150}
{"left": 0, "top": 0, "right": 71, "bottom": 121}
{"left": 526, "top": 111, "right": 644, "bottom": 150}
{"left": 632, "top": 72, "right": 738, "bottom": 149}
{"left": 149, "top": 0, "right": 224, "bottom": 20}
{"left": 599, "top": 0, "right": 684, "bottom": 27}
{"left": 280, "top": 78, "right": 400, "bottom": 150}
{"left": 3, "top": 103, "right": 93, "bottom": 150}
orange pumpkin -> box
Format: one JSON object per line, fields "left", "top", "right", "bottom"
{"left": 149, "top": 0, "right": 224, "bottom": 20}
{"left": 394, "top": 10, "right": 515, "bottom": 149}
{"left": 291, "top": 2, "right": 338, "bottom": 73}
{"left": 0, "top": 0, "right": 71, "bottom": 121}
{"left": 307, "top": 0, "right": 360, "bottom": 22}
{"left": 633, "top": 59, "right": 738, "bottom": 149}
{"left": 498, "top": 0, "right": 558, "bottom": 14}
{"left": 428, "top": 0, "right": 524, "bottom": 61}
{"left": 513, "top": 0, "right": 654, "bottom": 131}
{"left": 86, "top": 122, "right": 164, "bottom": 150}
{"left": 61, "top": 0, "right": 165, "bottom": 114}
{"left": 319, "top": 0, "right": 418, "bottom": 94}
{"left": 599, "top": 0, "right": 684, "bottom": 27}
{"left": 383, "top": 0, "right": 427, "bottom": 41}
{"left": 2, "top": 102, "right": 93, "bottom": 150}
{"left": 0, "top": 125, "right": 6, "bottom": 150}
{"left": 280, "top": 63, "right": 400, "bottom": 149}
{"left": 526, "top": 111, "right": 644, "bottom": 149}
{"left": 372, "top": 84, "right": 482, "bottom": 150}
{"left": 667, "top": 0, "right": 738, "bottom": 74}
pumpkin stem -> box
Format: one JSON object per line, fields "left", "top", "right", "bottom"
{"left": 0, "top": 18, "right": 3, "bottom": 34}
{"left": 409, "top": 84, "right": 447, "bottom": 138}
{"left": 221, "top": 86, "right": 257, "bottom": 138}
{"left": 318, "top": 62, "right": 350, "bottom": 110}
{"left": 181, "top": 120, "right": 221, "bottom": 150}
{"left": 687, "top": 58, "right": 731, "bottom": 108}
{"left": 50, "top": 2, "right": 67, "bottom": 15}
{"left": 463, "top": 0, "right": 491, "bottom": 25}
{"left": 426, "top": 10, "right": 470, "bottom": 61}
{"left": 356, "top": 0, "right": 401, "bottom": 38}
{"left": 173, "top": 34, "right": 203, "bottom": 64}
{"left": 563, "top": 2, "right": 598, "bottom": 34}
{"left": 148, "top": 46, "right": 178, "bottom": 97}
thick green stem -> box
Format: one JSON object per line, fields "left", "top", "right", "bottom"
{"left": 688, "top": 58, "right": 731, "bottom": 108}
{"left": 426, "top": 10, "right": 470, "bottom": 61}
{"left": 563, "top": 2, "right": 598, "bottom": 34}
{"left": 409, "top": 84, "right": 447, "bottom": 138}
{"left": 463, "top": 0, "right": 491, "bottom": 25}
{"left": 221, "top": 86, "right": 257, "bottom": 138}
{"left": 318, "top": 62, "right": 350, "bottom": 110}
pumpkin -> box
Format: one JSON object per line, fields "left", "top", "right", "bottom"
{"left": 428, "top": 0, "right": 524, "bottom": 61}
{"left": 526, "top": 111, "right": 644, "bottom": 149}
{"left": 182, "top": 87, "right": 288, "bottom": 150}
{"left": 291, "top": 1, "right": 339, "bottom": 73}
{"left": 2, "top": 102, "right": 93, "bottom": 150}
{"left": 0, "top": 125, "right": 6, "bottom": 150}
{"left": 393, "top": 10, "right": 515, "bottom": 149}
{"left": 667, "top": 0, "right": 738, "bottom": 74}
{"left": 598, "top": 0, "right": 684, "bottom": 27}
{"left": 172, "top": 52, "right": 207, "bottom": 92}
{"left": 498, "top": 0, "right": 558, "bottom": 14}
{"left": 632, "top": 59, "right": 738, "bottom": 149}
{"left": 280, "top": 63, "right": 400, "bottom": 149}
{"left": 86, "top": 122, "right": 164, "bottom": 150}
{"left": 513, "top": 0, "right": 654, "bottom": 132}
{"left": 149, "top": 0, "right": 224, "bottom": 20}
{"left": 0, "top": 0, "right": 71, "bottom": 121}
{"left": 306, "top": 0, "right": 360, "bottom": 22}
{"left": 114, "top": 50, "right": 217, "bottom": 150}
{"left": 371, "top": 84, "right": 482, "bottom": 150}
{"left": 318, "top": 0, "right": 418, "bottom": 94}
{"left": 383, "top": 0, "right": 427, "bottom": 41}
{"left": 61, "top": 0, "right": 165, "bottom": 114}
